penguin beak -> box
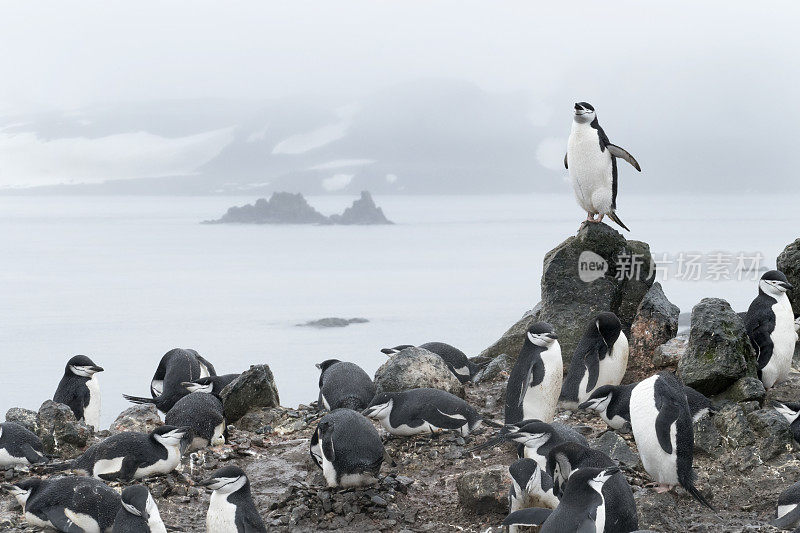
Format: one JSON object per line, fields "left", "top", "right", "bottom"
{"left": 578, "top": 400, "right": 592, "bottom": 410}
{"left": 91, "top": 365, "right": 104, "bottom": 373}
{"left": 198, "top": 477, "right": 217, "bottom": 487}
{"left": 780, "top": 281, "right": 793, "bottom": 291}
{"left": 315, "top": 363, "right": 322, "bottom": 369}
{"left": 546, "top": 332, "right": 558, "bottom": 340}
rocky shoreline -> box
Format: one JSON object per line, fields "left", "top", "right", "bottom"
{"left": 2, "top": 228, "right": 799, "bottom": 532}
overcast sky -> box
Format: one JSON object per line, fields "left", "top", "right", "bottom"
{"left": 0, "top": 1, "right": 798, "bottom": 190}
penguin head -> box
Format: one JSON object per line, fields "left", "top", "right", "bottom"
{"left": 760, "top": 270, "right": 792, "bottom": 295}
{"left": 151, "top": 425, "right": 193, "bottom": 453}
{"left": 580, "top": 466, "right": 620, "bottom": 495}
{"left": 199, "top": 465, "right": 249, "bottom": 494}
{"left": 66, "top": 355, "right": 104, "bottom": 378}
{"left": 772, "top": 400, "right": 800, "bottom": 424}
{"left": 595, "top": 312, "right": 623, "bottom": 346}
{"left": 121, "top": 485, "right": 150, "bottom": 520}
{"left": 182, "top": 378, "right": 215, "bottom": 395}
{"left": 503, "top": 419, "right": 553, "bottom": 448}
{"left": 3, "top": 478, "right": 42, "bottom": 507}
{"left": 509, "top": 457, "right": 540, "bottom": 494}
{"left": 573, "top": 102, "right": 596, "bottom": 124}
{"left": 316, "top": 359, "right": 341, "bottom": 372}
{"left": 362, "top": 393, "right": 394, "bottom": 420}
{"left": 525, "top": 322, "right": 558, "bottom": 348}
{"left": 578, "top": 385, "right": 616, "bottom": 413}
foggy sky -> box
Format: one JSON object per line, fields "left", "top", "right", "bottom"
{"left": 0, "top": 1, "right": 798, "bottom": 191}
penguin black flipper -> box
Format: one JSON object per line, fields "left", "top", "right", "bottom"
{"left": 653, "top": 389, "right": 679, "bottom": 455}
{"left": 21, "top": 443, "right": 48, "bottom": 465}
{"left": 584, "top": 342, "right": 603, "bottom": 394}
{"left": 43, "top": 508, "right": 82, "bottom": 533}
{"left": 746, "top": 317, "right": 775, "bottom": 371}
{"left": 564, "top": 153, "right": 568, "bottom": 169}
{"left": 606, "top": 144, "right": 641, "bottom": 171}
{"left": 421, "top": 408, "right": 473, "bottom": 431}
{"left": 195, "top": 354, "right": 217, "bottom": 377}
{"left": 773, "top": 505, "right": 800, "bottom": 529}
{"left": 236, "top": 512, "right": 268, "bottom": 533}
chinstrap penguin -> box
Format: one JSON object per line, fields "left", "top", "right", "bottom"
{"left": 53, "top": 354, "right": 104, "bottom": 430}
{"left": 112, "top": 484, "right": 167, "bottom": 533}
{"left": 470, "top": 419, "right": 588, "bottom": 469}
{"left": 771, "top": 480, "right": 800, "bottom": 531}
{"left": 201, "top": 465, "right": 267, "bottom": 533}
{"left": 310, "top": 408, "right": 387, "bottom": 488}
{"left": 505, "top": 322, "right": 562, "bottom": 424}
{"left": 3, "top": 475, "right": 120, "bottom": 532}
{"left": 183, "top": 373, "right": 240, "bottom": 396}
{"left": 164, "top": 392, "right": 226, "bottom": 451}
{"left": 546, "top": 442, "right": 639, "bottom": 532}
{"left": 124, "top": 348, "right": 216, "bottom": 413}
{"left": 560, "top": 312, "right": 629, "bottom": 409}
{"left": 72, "top": 425, "right": 192, "bottom": 481}
{"left": 362, "top": 388, "right": 482, "bottom": 437}
{"left": 580, "top": 383, "right": 713, "bottom": 430}
{"left": 773, "top": 401, "right": 800, "bottom": 443}
{"left": 745, "top": 270, "right": 797, "bottom": 389}
{"left": 316, "top": 359, "right": 376, "bottom": 411}
{"left": 508, "top": 457, "right": 559, "bottom": 512}
{"left": 565, "top": 102, "right": 641, "bottom": 231}
{"left": 502, "top": 467, "right": 623, "bottom": 533}
{"left": 0, "top": 422, "right": 48, "bottom": 467}
{"left": 380, "top": 342, "right": 485, "bottom": 383}
{"left": 629, "top": 372, "right": 713, "bottom": 509}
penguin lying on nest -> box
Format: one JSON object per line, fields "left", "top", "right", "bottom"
{"left": 316, "top": 359, "right": 375, "bottom": 411}
{"left": 0, "top": 422, "right": 48, "bottom": 467}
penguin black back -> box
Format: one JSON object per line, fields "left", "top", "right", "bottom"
{"left": 317, "top": 359, "right": 376, "bottom": 411}
{"left": 124, "top": 348, "right": 216, "bottom": 412}
{"left": 0, "top": 422, "right": 48, "bottom": 466}
{"left": 164, "top": 392, "right": 226, "bottom": 450}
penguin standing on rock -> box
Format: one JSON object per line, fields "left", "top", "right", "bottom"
{"left": 0, "top": 422, "right": 48, "bottom": 467}
{"left": 629, "top": 373, "right": 713, "bottom": 509}
{"left": 505, "top": 322, "right": 562, "bottom": 424}
{"left": 112, "top": 485, "right": 167, "bottom": 533}
{"left": 508, "top": 458, "right": 559, "bottom": 512}
{"left": 164, "top": 392, "right": 226, "bottom": 450}
{"left": 362, "top": 388, "right": 482, "bottom": 437}
{"left": 201, "top": 465, "right": 266, "bottom": 533}
{"left": 771, "top": 480, "right": 800, "bottom": 531}
{"left": 310, "top": 408, "right": 387, "bottom": 488}
{"left": 745, "top": 270, "right": 797, "bottom": 389}
{"left": 53, "top": 355, "right": 104, "bottom": 430}
{"left": 3, "top": 476, "right": 120, "bottom": 532}
{"left": 565, "top": 102, "right": 641, "bottom": 231}
{"left": 502, "top": 467, "right": 623, "bottom": 533}
{"left": 580, "top": 383, "right": 714, "bottom": 430}
{"left": 72, "top": 425, "right": 192, "bottom": 481}
{"left": 560, "top": 312, "right": 629, "bottom": 409}
{"left": 316, "top": 359, "right": 376, "bottom": 411}
{"left": 380, "top": 342, "right": 485, "bottom": 383}
{"left": 124, "top": 348, "right": 216, "bottom": 413}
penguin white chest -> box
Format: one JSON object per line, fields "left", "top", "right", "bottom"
{"left": 0, "top": 447, "right": 26, "bottom": 467}
{"left": 523, "top": 345, "right": 563, "bottom": 423}
{"left": 206, "top": 492, "right": 237, "bottom": 533}
{"left": 596, "top": 334, "right": 629, "bottom": 391}
{"left": 763, "top": 295, "right": 796, "bottom": 388}
{"left": 63, "top": 510, "right": 101, "bottom": 533}
{"left": 567, "top": 123, "right": 614, "bottom": 215}
{"left": 135, "top": 444, "right": 181, "bottom": 478}
{"left": 630, "top": 376, "right": 678, "bottom": 485}
{"left": 84, "top": 375, "right": 101, "bottom": 430}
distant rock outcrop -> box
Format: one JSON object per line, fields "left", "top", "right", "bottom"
{"left": 206, "top": 191, "right": 392, "bottom": 225}
{"left": 329, "top": 191, "right": 392, "bottom": 225}
{"left": 296, "top": 317, "right": 369, "bottom": 328}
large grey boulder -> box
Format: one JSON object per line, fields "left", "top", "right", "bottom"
{"left": 221, "top": 364, "right": 280, "bottom": 422}
{"left": 36, "top": 400, "right": 90, "bottom": 456}
{"left": 777, "top": 238, "right": 800, "bottom": 314}
{"left": 6, "top": 408, "right": 38, "bottom": 434}
{"left": 628, "top": 283, "right": 680, "bottom": 380}
{"left": 109, "top": 404, "right": 162, "bottom": 434}
{"left": 374, "top": 347, "right": 464, "bottom": 398}
{"left": 677, "top": 298, "right": 756, "bottom": 395}
{"left": 482, "top": 223, "right": 654, "bottom": 365}
{"left": 455, "top": 464, "right": 509, "bottom": 514}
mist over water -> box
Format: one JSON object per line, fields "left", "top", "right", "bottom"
{"left": 0, "top": 193, "right": 797, "bottom": 426}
